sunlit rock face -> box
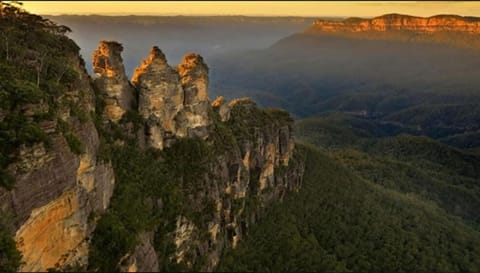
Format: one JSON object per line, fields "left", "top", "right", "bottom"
{"left": 212, "top": 96, "right": 231, "bottom": 122}
{"left": 310, "top": 14, "right": 480, "bottom": 33}
{"left": 131, "top": 46, "right": 184, "bottom": 149}
{"left": 92, "top": 41, "right": 135, "bottom": 122}
{"left": 130, "top": 47, "right": 211, "bottom": 149}
{"left": 11, "top": 117, "right": 116, "bottom": 273}
{"left": 15, "top": 190, "right": 82, "bottom": 272}
{"left": 177, "top": 53, "right": 211, "bottom": 138}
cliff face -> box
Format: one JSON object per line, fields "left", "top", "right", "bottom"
{"left": 0, "top": 51, "right": 115, "bottom": 271}
{"left": 304, "top": 14, "right": 480, "bottom": 51}
{"left": 160, "top": 98, "right": 303, "bottom": 271}
{"left": 310, "top": 14, "right": 480, "bottom": 33}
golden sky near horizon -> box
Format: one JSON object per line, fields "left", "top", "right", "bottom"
{"left": 21, "top": 1, "right": 480, "bottom": 17}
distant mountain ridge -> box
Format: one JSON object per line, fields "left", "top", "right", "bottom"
{"left": 304, "top": 13, "right": 480, "bottom": 51}
{"left": 309, "top": 13, "right": 480, "bottom": 33}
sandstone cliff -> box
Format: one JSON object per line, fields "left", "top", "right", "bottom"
{"left": 0, "top": 45, "right": 115, "bottom": 271}
{"left": 305, "top": 14, "right": 480, "bottom": 50}
{"left": 310, "top": 14, "right": 480, "bottom": 33}
{"left": 131, "top": 46, "right": 184, "bottom": 149}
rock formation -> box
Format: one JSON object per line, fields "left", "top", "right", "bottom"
{"left": 131, "top": 46, "right": 184, "bottom": 149}
{"left": 305, "top": 14, "right": 480, "bottom": 51}
{"left": 310, "top": 14, "right": 480, "bottom": 33}
{"left": 97, "top": 45, "right": 303, "bottom": 271}
{"left": 131, "top": 47, "right": 211, "bottom": 149}
{"left": 92, "top": 41, "right": 135, "bottom": 122}
{"left": 212, "top": 96, "right": 231, "bottom": 122}
{"left": 177, "top": 53, "right": 211, "bottom": 138}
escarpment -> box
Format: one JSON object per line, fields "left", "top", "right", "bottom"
{"left": 306, "top": 14, "right": 480, "bottom": 50}
{"left": 310, "top": 14, "right": 480, "bottom": 33}
{"left": 0, "top": 11, "right": 305, "bottom": 272}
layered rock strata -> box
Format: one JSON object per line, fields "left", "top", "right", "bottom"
{"left": 177, "top": 53, "right": 211, "bottom": 138}
{"left": 0, "top": 54, "right": 115, "bottom": 272}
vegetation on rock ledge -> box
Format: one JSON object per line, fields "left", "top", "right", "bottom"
{"left": 0, "top": 2, "right": 87, "bottom": 187}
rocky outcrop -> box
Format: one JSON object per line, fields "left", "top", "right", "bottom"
{"left": 131, "top": 46, "right": 184, "bottom": 149}
{"left": 212, "top": 96, "right": 231, "bottom": 122}
{"left": 310, "top": 14, "right": 480, "bottom": 33}
{"left": 177, "top": 53, "right": 211, "bottom": 138}
{"left": 117, "top": 232, "right": 159, "bottom": 272}
{"left": 131, "top": 47, "right": 211, "bottom": 149}
{"left": 92, "top": 41, "right": 135, "bottom": 122}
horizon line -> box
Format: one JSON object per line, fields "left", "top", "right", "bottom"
{"left": 40, "top": 13, "right": 339, "bottom": 17}
{"left": 40, "top": 13, "right": 479, "bottom": 19}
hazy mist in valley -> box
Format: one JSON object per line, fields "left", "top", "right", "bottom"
{"left": 46, "top": 14, "right": 480, "bottom": 149}
{"left": 45, "top": 15, "right": 318, "bottom": 76}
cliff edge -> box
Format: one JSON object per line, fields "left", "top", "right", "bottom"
{"left": 310, "top": 14, "right": 480, "bottom": 33}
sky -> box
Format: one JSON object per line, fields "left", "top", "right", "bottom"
{"left": 21, "top": 1, "right": 480, "bottom": 18}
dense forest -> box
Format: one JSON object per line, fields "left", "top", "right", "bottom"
{"left": 218, "top": 140, "right": 480, "bottom": 272}
{"left": 216, "top": 106, "right": 480, "bottom": 271}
